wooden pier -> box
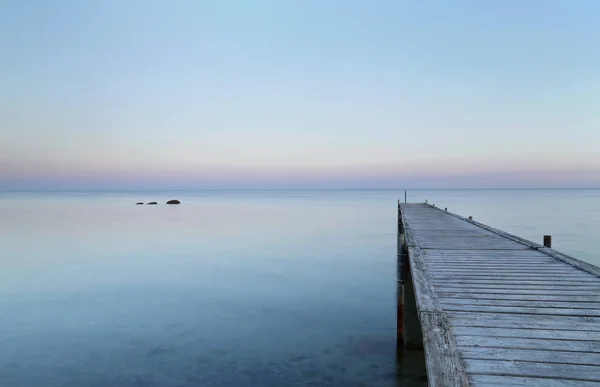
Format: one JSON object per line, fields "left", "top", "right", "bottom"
{"left": 397, "top": 203, "right": 600, "bottom": 387}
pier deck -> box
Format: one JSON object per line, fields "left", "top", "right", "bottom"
{"left": 398, "top": 203, "right": 600, "bottom": 387}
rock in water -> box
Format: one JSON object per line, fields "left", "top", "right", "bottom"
{"left": 147, "top": 202, "right": 158, "bottom": 205}
{"left": 166, "top": 199, "right": 181, "bottom": 205}
{"left": 136, "top": 202, "right": 144, "bottom": 205}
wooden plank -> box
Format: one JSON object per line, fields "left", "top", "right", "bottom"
{"left": 434, "top": 280, "right": 600, "bottom": 286}
{"left": 434, "top": 284, "right": 600, "bottom": 292}
{"left": 435, "top": 288, "right": 599, "bottom": 295}
{"left": 425, "top": 204, "right": 600, "bottom": 278}
{"left": 428, "top": 267, "right": 577, "bottom": 271}
{"left": 464, "top": 359, "right": 600, "bottom": 382}
{"left": 431, "top": 273, "right": 591, "bottom": 278}
{"left": 428, "top": 267, "right": 585, "bottom": 273}
{"left": 425, "top": 262, "right": 570, "bottom": 266}
{"left": 452, "top": 326, "right": 600, "bottom": 341}
{"left": 462, "top": 347, "right": 600, "bottom": 365}
{"left": 407, "top": 246, "right": 442, "bottom": 313}
{"left": 540, "top": 248, "right": 600, "bottom": 278}
{"left": 429, "top": 268, "right": 578, "bottom": 272}
{"left": 439, "top": 297, "right": 600, "bottom": 309}
{"left": 422, "top": 205, "right": 545, "bottom": 250}
{"left": 456, "top": 335, "right": 600, "bottom": 352}
{"left": 432, "top": 275, "right": 598, "bottom": 281}
{"left": 444, "top": 304, "right": 600, "bottom": 317}
{"left": 448, "top": 312, "right": 600, "bottom": 331}
{"left": 423, "top": 250, "right": 552, "bottom": 257}
{"left": 420, "top": 312, "right": 470, "bottom": 387}
{"left": 439, "top": 292, "right": 600, "bottom": 302}
{"left": 430, "top": 268, "right": 571, "bottom": 272}
{"left": 424, "top": 260, "right": 572, "bottom": 264}
{"left": 469, "top": 374, "right": 600, "bottom": 386}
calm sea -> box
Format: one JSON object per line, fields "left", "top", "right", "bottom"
{"left": 0, "top": 189, "right": 598, "bottom": 387}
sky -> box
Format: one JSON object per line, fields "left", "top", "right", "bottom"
{"left": 1, "top": 0, "right": 599, "bottom": 190}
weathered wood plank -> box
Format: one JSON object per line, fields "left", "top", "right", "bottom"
{"left": 421, "top": 312, "right": 470, "bottom": 387}
{"left": 425, "top": 204, "right": 600, "bottom": 278}
{"left": 444, "top": 304, "right": 600, "bottom": 317}
{"left": 434, "top": 279, "right": 600, "bottom": 286}
{"left": 430, "top": 268, "right": 574, "bottom": 273}
{"left": 439, "top": 297, "right": 600, "bottom": 309}
{"left": 426, "top": 262, "right": 573, "bottom": 266}
{"left": 462, "top": 347, "right": 600, "bottom": 365}
{"left": 434, "top": 285, "right": 600, "bottom": 292}
{"left": 446, "top": 304, "right": 600, "bottom": 316}
{"left": 428, "top": 267, "right": 580, "bottom": 272}
{"left": 448, "top": 312, "right": 600, "bottom": 331}
{"left": 432, "top": 275, "right": 598, "bottom": 281}
{"left": 469, "top": 374, "right": 600, "bottom": 386}
{"left": 452, "top": 326, "right": 600, "bottom": 341}
{"left": 424, "top": 259, "right": 573, "bottom": 264}
{"left": 423, "top": 249, "right": 551, "bottom": 256}
{"left": 406, "top": 246, "right": 442, "bottom": 313}
{"left": 428, "top": 267, "right": 586, "bottom": 273}
{"left": 456, "top": 335, "right": 600, "bottom": 353}
{"left": 464, "top": 359, "right": 600, "bottom": 382}
{"left": 540, "top": 248, "right": 600, "bottom": 278}
{"left": 439, "top": 292, "right": 600, "bottom": 302}
{"left": 436, "top": 288, "right": 599, "bottom": 295}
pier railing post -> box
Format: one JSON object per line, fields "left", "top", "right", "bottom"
{"left": 544, "top": 235, "right": 552, "bottom": 248}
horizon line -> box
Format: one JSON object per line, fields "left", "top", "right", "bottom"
{"left": 2, "top": 187, "right": 600, "bottom": 193}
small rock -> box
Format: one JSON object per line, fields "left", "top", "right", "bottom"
{"left": 136, "top": 202, "right": 144, "bottom": 205}
{"left": 147, "top": 202, "right": 158, "bottom": 205}
{"left": 166, "top": 199, "right": 181, "bottom": 205}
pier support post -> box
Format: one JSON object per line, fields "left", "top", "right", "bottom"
{"left": 544, "top": 235, "right": 552, "bottom": 248}
{"left": 404, "top": 257, "right": 423, "bottom": 349}
{"left": 396, "top": 271, "right": 404, "bottom": 349}
{"left": 397, "top": 204, "right": 405, "bottom": 349}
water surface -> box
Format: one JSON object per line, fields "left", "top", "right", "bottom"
{"left": 0, "top": 189, "right": 598, "bottom": 386}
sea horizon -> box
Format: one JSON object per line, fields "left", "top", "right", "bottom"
{"left": 3, "top": 187, "right": 600, "bottom": 192}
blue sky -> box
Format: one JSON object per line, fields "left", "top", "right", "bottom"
{"left": 1, "top": 0, "right": 599, "bottom": 189}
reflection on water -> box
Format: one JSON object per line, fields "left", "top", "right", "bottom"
{"left": 1, "top": 189, "right": 598, "bottom": 386}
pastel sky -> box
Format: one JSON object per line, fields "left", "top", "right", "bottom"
{"left": 1, "top": 0, "right": 599, "bottom": 189}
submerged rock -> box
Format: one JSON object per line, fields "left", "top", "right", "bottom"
{"left": 136, "top": 202, "right": 144, "bottom": 205}
{"left": 166, "top": 199, "right": 181, "bottom": 205}
{"left": 147, "top": 202, "right": 158, "bottom": 205}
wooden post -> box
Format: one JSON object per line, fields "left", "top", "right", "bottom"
{"left": 544, "top": 235, "right": 552, "bottom": 248}
{"left": 404, "top": 255, "right": 423, "bottom": 349}
{"left": 405, "top": 191, "right": 407, "bottom": 203}
{"left": 398, "top": 201, "right": 403, "bottom": 235}
{"left": 445, "top": 207, "right": 447, "bottom": 211}
{"left": 397, "top": 206, "right": 405, "bottom": 348}
{"left": 397, "top": 270, "right": 405, "bottom": 349}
